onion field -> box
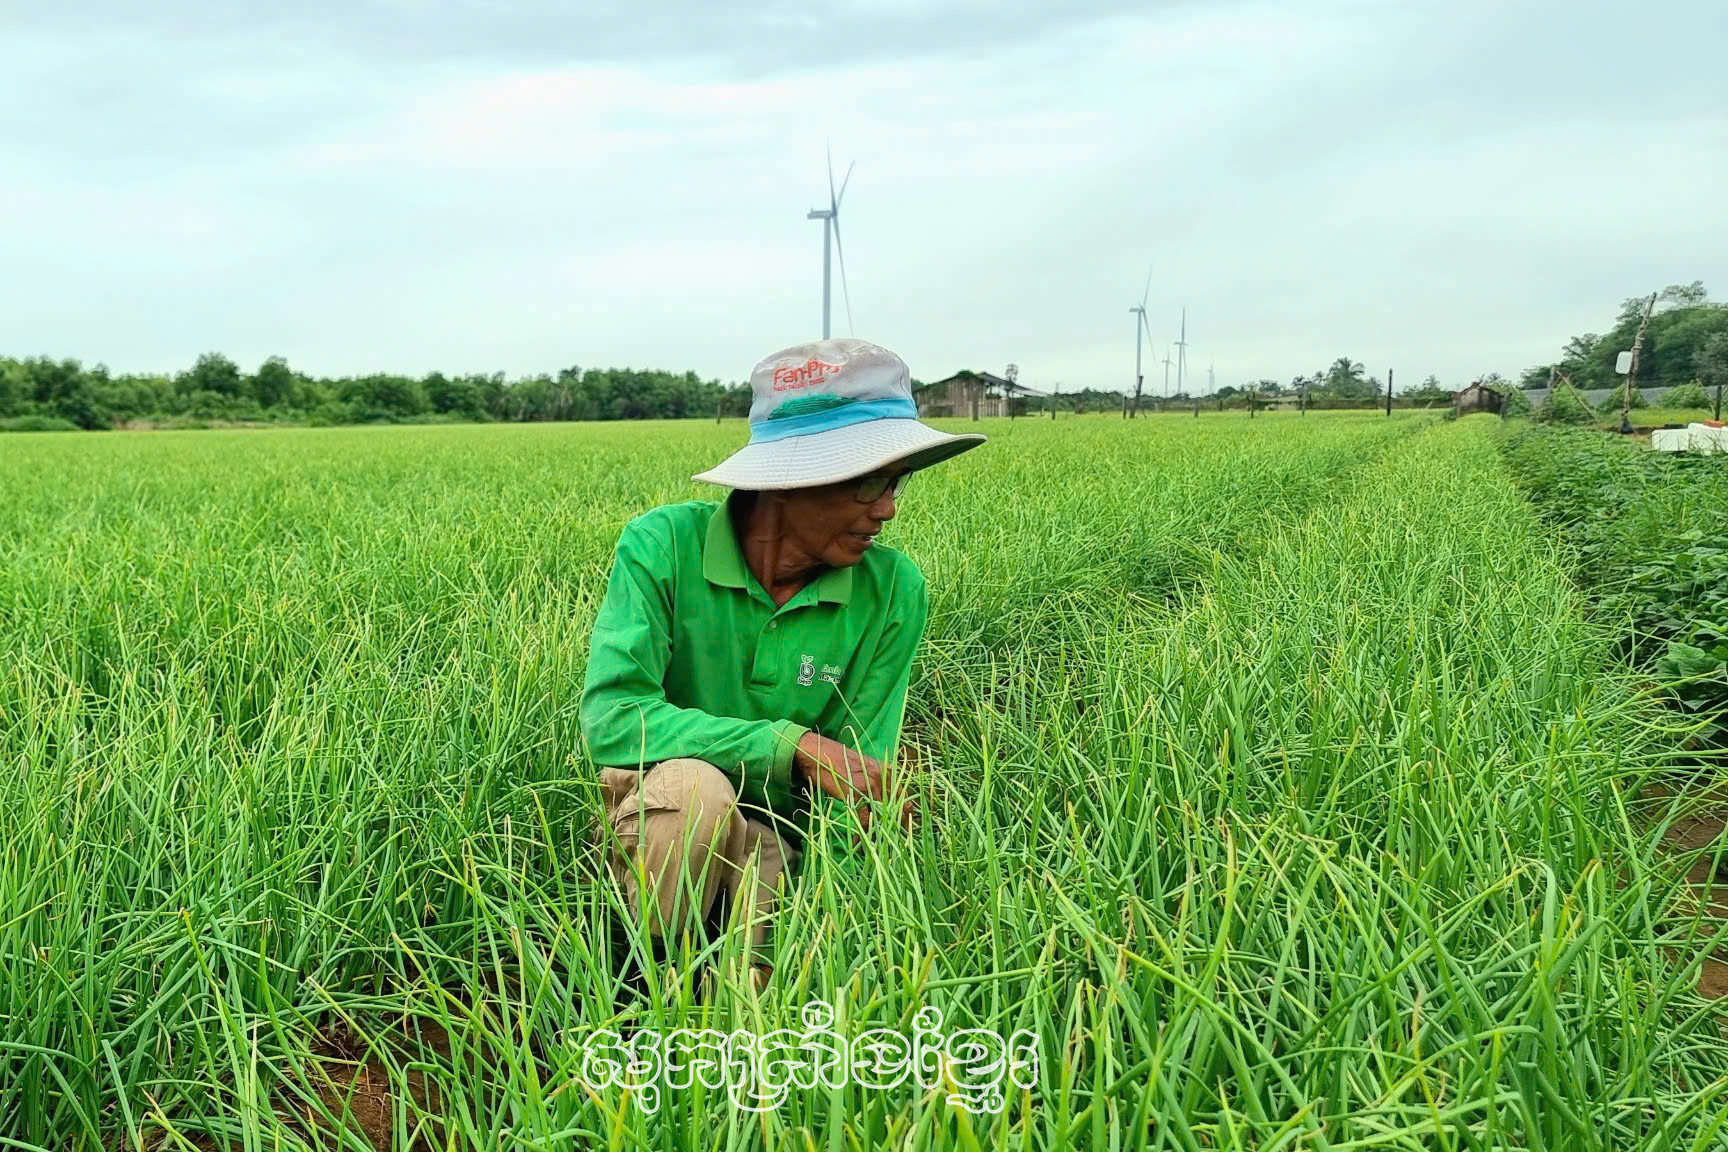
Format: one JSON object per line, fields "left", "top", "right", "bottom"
{"left": 3, "top": 412, "right": 1726, "bottom": 1150}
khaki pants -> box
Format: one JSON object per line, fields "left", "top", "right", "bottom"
{"left": 598, "top": 758, "right": 800, "bottom": 953}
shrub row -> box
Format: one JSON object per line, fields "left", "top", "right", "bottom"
{"left": 1501, "top": 422, "right": 1728, "bottom": 746}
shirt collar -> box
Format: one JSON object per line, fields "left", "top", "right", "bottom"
{"left": 703, "top": 490, "right": 853, "bottom": 606}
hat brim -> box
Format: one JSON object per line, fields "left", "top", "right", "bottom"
{"left": 692, "top": 418, "right": 986, "bottom": 491}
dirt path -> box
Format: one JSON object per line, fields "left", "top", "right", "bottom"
{"left": 1661, "top": 803, "right": 1728, "bottom": 999}
{"left": 179, "top": 1019, "right": 448, "bottom": 1152}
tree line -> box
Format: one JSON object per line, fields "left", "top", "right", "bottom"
{"left": 15, "top": 282, "right": 1721, "bottom": 433}
{"left": 1059, "top": 358, "right": 1458, "bottom": 413}
{"left": 1519, "top": 280, "right": 1728, "bottom": 395}
{"left": 0, "top": 346, "right": 1493, "bottom": 432}
{"left": 0, "top": 353, "right": 761, "bottom": 431}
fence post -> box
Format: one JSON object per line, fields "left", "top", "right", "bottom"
{"left": 1622, "top": 293, "right": 1657, "bottom": 434}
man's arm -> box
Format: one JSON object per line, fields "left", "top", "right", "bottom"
{"left": 578, "top": 515, "right": 806, "bottom": 812}
{"left": 832, "top": 559, "right": 929, "bottom": 770}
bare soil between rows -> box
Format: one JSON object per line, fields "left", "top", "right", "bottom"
{"left": 1660, "top": 801, "right": 1728, "bottom": 999}
{"left": 178, "top": 1018, "right": 450, "bottom": 1152}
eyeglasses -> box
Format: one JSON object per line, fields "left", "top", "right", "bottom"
{"left": 852, "top": 471, "right": 910, "bottom": 503}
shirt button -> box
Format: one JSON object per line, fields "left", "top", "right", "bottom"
{"left": 768, "top": 620, "right": 778, "bottom": 630}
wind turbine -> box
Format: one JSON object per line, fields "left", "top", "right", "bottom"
{"left": 1173, "top": 307, "right": 1189, "bottom": 400}
{"left": 1127, "top": 267, "right": 1152, "bottom": 418}
{"left": 1161, "top": 347, "right": 1173, "bottom": 400}
{"left": 806, "top": 145, "right": 855, "bottom": 340}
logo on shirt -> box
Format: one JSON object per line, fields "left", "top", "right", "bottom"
{"left": 797, "top": 654, "right": 845, "bottom": 687}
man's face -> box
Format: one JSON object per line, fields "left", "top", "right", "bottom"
{"left": 777, "top": 469, "right": 907, "bottom": 568}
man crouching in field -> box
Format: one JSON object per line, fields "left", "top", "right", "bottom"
{"left": 578, "top": 338, "right": 983, "bottom": 986}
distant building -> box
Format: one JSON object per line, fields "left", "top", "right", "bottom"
{"left": 917, "top": 371, "right": 1046, "bottom": 419}
{"left": 1452, "top": 381, "right": 1508, "bottom": 417}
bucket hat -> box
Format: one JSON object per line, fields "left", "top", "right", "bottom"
{"left": 692, "top": 338, "right": 985, "bottom": 490}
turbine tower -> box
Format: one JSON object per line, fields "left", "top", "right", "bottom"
{"left": 806, "top": 145, "right": 855, "bottom": 340}
{"left": 1127, "top": 267, "right": 1152, "bottom": 418}
{"left": 1174, "top": 307, "right": 1189, "bottom": 399}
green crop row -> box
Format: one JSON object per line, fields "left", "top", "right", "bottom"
{"left": 1501, "top": 422, "right": 1728, "bottom": 749}
{"left": 5, "top": 412, "right": 1722, "bottom": 1149}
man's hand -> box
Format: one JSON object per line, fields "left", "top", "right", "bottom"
{"left": 794, "top": 732, "right": 885, "bottom": 830}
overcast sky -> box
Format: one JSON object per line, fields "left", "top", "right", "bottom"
{"left": 4, "top": 0, "right": 1724, "bottom": 393}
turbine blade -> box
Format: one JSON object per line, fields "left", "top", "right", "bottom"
{"left": 833, "top": 215, "right": 855, "bottom": 336}
{"left": 1141, "top": 265, "right": 1152, "bottom": 310}
{"left": 827, "top": 141, "right": 837, "bottom": 214}
{"left": 836, "top": 160, "right": 855, "bottom": 211}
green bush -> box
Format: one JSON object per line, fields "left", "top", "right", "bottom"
{"left": 1660, "top": 380, "right": 1711, "bottom": 408}
{"left": 1502, "top": 423, "right": 1728, "bottom": 746}
{"left": 1503, "top": 388, "right": 1532, "bottom": 416}
{"left": 1536, "top": 386, "right": 1594, "bottom": 425}
{"left": 0, "top": 414, "right": 80, "bottom": 432}
{"left": 1594, "top": 383, "right": 1649, "bottom": 414}
{"left": 307, "top": 400, "right": 358, "bottom": 427}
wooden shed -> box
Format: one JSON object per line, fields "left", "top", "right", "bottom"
{"left": 918, "top": 371, "right": 1044, "bottom": 419}
{"left": 1452, "top": 380, "right": 1507, "bottom": 417}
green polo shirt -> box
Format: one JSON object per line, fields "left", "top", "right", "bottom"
{"left": 578, "top": 490, "right": 928, "bottom": 827}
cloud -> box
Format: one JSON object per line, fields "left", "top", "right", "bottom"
{"left": 1, "top": 0, "right": 1724, "bottom": 389}
{"left": 3, "top": 0, "right": 1180, "bottom": 70}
